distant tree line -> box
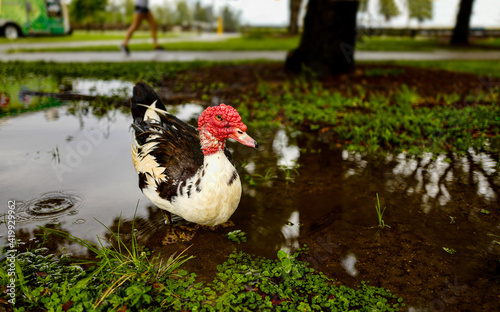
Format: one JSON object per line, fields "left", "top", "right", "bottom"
{"left": 69, "top": 0, "right": 241, "bottom": 32}
{"left": 289, "top": 0, "right": 434, "bottom": 35}
{"left": 287, "top": 0, "right": 480, "bottom": 77}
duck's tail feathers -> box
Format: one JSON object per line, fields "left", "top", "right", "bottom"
{"left": 130, "top": 82, "right": 168, "bottom": 124}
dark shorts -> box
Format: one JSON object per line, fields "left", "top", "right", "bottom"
{"left": 135, "top": 6, "right": 149, "bottom": 14}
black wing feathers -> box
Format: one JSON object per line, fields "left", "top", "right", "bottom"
{"left": 131, "top": 83, "right": 204, "bottom": 199}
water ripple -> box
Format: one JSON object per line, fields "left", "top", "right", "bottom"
{"left": 4, "top": 191, "right": 84, "bottom": 223}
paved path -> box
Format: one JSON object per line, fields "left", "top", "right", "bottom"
{"left": 1, "top": 33, "right": 499, "bottom": 62}
{"left": 2, "top": 50, "right": 499, "bottom": 62}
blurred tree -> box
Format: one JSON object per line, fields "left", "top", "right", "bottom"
{"left": 123, "top": 0, "right": 135, "bottom": 24}
{"left": 194, "top": 1, "right": 209, "bottom": 23}
{"left": 175, "top": 0, "right": 192, "bottom": 26}
{"left": 379, "top": 0, "right": 400, "bottom": 21}
{"left": 221, "top": 5, "right": 240, "bottom": 32}
{"left": 451, "top": 0, "right": 475, "bottom": 45}
{"left": 289, "top": 0, "right": 302, "bottom": 35}
{"left": 153, "top": 0, "right": 176, "bottom": 29}
{"left": 408, "top": 0, "right": 432, "bottom": 23}
{"left": 70, "top": 0, "right": 108, "bottom": 30}
{"left": 285, "top": 0, "right": 359, "bottom": 76}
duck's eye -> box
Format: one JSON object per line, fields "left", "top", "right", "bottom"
{"left": 215, "top": 115, "right": 223, "bottom": 121}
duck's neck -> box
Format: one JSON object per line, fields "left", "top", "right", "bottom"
{"left": 200, "top": 127, "right": 225, "bottom": 156}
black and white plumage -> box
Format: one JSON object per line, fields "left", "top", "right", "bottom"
{"left": 130, "top": 83, "right": 257, "bottom": 226}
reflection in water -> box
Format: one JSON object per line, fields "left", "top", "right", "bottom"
{"left": 272, "top": 127, "right": 300, "bottom": 169}
{"left": 44, "top": 108, "right": 60, "bottom": 121}
{"left": 341, "top": 253, "right": 358, "bottom": 277}
{"left": 0, "top": 75, "right": 134, "bottom": 115}
{"left": 280, "top": 211, "right": 300, "bottom": 253}
{"left": 165, "top": 103, "right": 204, "bottom": 121}
{"left": 71, "top": 79, "right": 134, "bottom": 97}
{"left": 342, "top": 150, "right": 367, "bottom": 178}
{"left": 342, "top": 149, "right": 498, "bottom": 213}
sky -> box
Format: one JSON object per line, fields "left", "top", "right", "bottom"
{"left": 148, "top": 0, "right": 500, "bottom": 28}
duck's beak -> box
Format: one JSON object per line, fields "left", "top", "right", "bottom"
{"left": 229, "top": 127, "right": 258, "bottom": 148}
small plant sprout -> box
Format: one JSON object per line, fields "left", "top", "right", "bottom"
{"left": 487, "top": 233, "right": 500, "bottom": 245}
{"left": 375, "top": 193, "right": 390, "bottom": 228}
{"left": 226, "top": 230, "right": 247, "bottom": 244}
{"left": 280, "top": 165, "right": 300, "bottom": 183}
{"left": 277, "top": 249, "right": 292, "bottom": 274}
{"left": 442, "top": 247, "right": 457, "bottom": 255}
{"left": 252, "top": 167, "right": 277, "bottom": 181}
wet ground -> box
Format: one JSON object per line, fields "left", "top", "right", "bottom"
{"left": 1, "top": 64, "right": 499, "bottom": 311}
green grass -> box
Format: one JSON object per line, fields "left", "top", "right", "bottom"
{"left": 5, "top": 34, "right": 500, "bottom": 53}
{"left": 375, "top": 194, "right": 390, "bottom": 229}
{"left": 7, "top": 35, "right": 300, "bottom": 53}
{"left": 208, "top": 249, "right": 404, "bottom": 311}
{"left": 379, "top": 60, "right": 500, "bottom": 77}
{"left": 2, "top": 60, "right": 499, "bottom": 158}
{"left": 0, "top": 60, "right": 233, "bottom": 84}
{"left": 471, "top": 36, "right": 500, "bottom": 48}
{"left": 357, "top": 36, "right": 500, "bottom": 52}
{"left": 1, "top": 220, "right": 404, "bottom": 311}
{"left": 237, "top": 80, "right": 500, "bottom": 157}
{"left": 357, "top": 36, "right": 444, "bottom": 51}
{"left": 0, "top": 30, "right": 180, "bottom": 44}
{"left": 3, "top": 59, "right": 499, "bottom": 82}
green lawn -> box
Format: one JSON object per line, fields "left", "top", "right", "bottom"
{"left": 2, "top": 60, "right": 499, "bottom": 83}
{"left": 1, "top": 59, "right": 498, "bottom": 155}
{"left": 0, "top": 30, "right": 182, "bottom": 45}
{"left": 379, "top": 60, "right": 500, "bottom": 77}
{"left": 5, "top": 33, "right": 500, "bottom": 53}
{"left": 357, "top": 36, "right": 500, "bottom": 51}
{"left": 6, "top": 35, "right": 299, "bottom": 53}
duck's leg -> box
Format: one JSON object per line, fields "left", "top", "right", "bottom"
{"left": 161, "top": 210, "right": 197, "bottom": 245}
{"left": 162, "top": 210, "right": 172, "bottom": 225}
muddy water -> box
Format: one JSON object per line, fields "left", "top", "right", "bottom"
{"left": 0, "top": 87, "right": 499, "bottom": 310}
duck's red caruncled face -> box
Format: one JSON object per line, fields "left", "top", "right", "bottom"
{"left": 198, "top": 104, "right": 257, "bottom": 155}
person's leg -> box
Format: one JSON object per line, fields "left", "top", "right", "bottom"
{"left": 123, "top": 12, "right": 145, "bottom": 47}
{"left": 145, "top": 11, "right": 160, "bottom": 49}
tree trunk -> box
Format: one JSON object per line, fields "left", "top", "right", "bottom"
{"left": 450, "top": 0, "right": 475, "bottom": 45}
{"left": 288, "top": 0, "right": 302, "bottom": 35}
{"left": 285, "top": 0, "right": 359, "bottom": 76}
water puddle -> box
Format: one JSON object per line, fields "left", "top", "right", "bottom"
{"left": 0, "top": 75, "right": 133, "bottom": 115}
{"left": 0, "top": 86, "right": 498, "bottom": 310}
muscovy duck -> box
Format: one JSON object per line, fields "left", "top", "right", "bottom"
{"left": 130, "top": 82, "right": 257, "bottom": 227}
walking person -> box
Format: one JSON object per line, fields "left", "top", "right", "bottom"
{"left": 121, "top": 0, "right": 164, "bottom": 55}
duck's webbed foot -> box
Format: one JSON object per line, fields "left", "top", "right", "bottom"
{"left": 200, "top": 220, "right": 236, "bottom": 231}
{"left": 162, "top": 224, "right": 198, "bottom": 245}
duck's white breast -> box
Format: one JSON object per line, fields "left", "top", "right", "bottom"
{"left": 143, "top": 152, "right": 241, "bottom": 226}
